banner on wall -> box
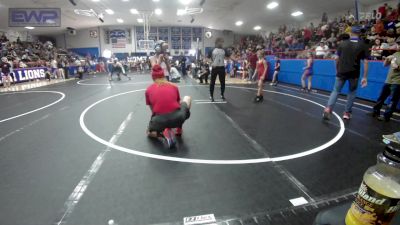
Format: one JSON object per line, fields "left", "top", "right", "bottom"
{"left": 9, "top": 8, "right": 61, "bottom": 27}
{"left": 134, "top": 26, "right": 203, "bottom": 51}
{"left": 0, "top": 67, "right": 48, "bottom": 84}
{"left": 110, "top": 30, "right": 127, "bottom": 48}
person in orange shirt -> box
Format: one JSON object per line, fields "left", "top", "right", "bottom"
{"left": 374, "top": 19, "right": 385, "bottom": 35}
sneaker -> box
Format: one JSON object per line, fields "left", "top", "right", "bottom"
{"left": 254, "top": 96, "right": 260, "bottom": 103}
{"left": 343, "top": 112, "right": 352, "bottom": 120}
{"left": 210, "top": 96, "right": 215, "bottom": 102}
{"left": 254, "top": 96, "right": 264, "bottom": 103}
{"left": 221, "top": 95, "right": 226, "bottom": 101}
{"left": 175, "top": 128, "right": 183, "bottom": 137}
{"left": 300, "top": 88, "right": 306, "bottom": 92}
{"left": 270, "top": 83, "right": 274, "bottom": 86}
{"left": 162, "top": 128, "right": 176, "bottom": 149}
{"left": 323, "top": 107, "right": 332, "bottom": 120}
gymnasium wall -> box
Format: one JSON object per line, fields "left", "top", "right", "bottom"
{"left": 52, "top": 26, "right": 234, "bottom": 57}
{"left": 266, "top": 58, "right": 389, "bottom": 102}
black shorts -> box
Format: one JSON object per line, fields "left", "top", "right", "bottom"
{"left": 148, "top": 102, "right": 191, "bottom": 132}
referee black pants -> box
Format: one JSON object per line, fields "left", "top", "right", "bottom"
{"left": 210, "top": 66, "right": 225, "bottom": 98}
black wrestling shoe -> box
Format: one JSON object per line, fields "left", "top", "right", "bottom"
{"left": 210, "top": 96, "right": 215, "bottom": 102}
{"left": 254, "top": 96, "right": 263, "bottom": 103}
{"left": 221, "top": 95, "right": 226, "bottom": 101}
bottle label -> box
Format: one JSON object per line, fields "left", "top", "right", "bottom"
{"left": 349, "top": 181, "right": 400, "bottom": 225}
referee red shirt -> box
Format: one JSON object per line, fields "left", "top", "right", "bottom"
{"left": 145, "top": 83, "right": 181, "bottom": 115}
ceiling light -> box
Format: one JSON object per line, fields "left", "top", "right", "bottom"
{"left": 153, "top": 0, "right": 160, "bottom": 2}
{"left": 92, "top": 0, "right": 100, "bottom": 2}
{"left": 267, "top": 2, "right": 279, "bottom": 9}
{"left": 179, "top": 0, "right": 192, "bottom": 5}
{"left": 117, "top": 18, "right": 124, "bottom": 23}
{"left": 25, "top": 26, "right": 35, "bottom": 30}
{"left": 235, "top": 21, "right": 243, "bottom": 26}
{"left": 137, "top": 18, "right": 144, "bottom": 23}
{"left": 291, "top": 11, "right": 303, "bottom": 17}
{"left": 207, "top": 26, "right": 213, "bottom": 29}
{"left": 105, "top": 9, "right": 114, "bottom": 15}
{"left": 254, "top": 26, "right": 261, "bottom": 31}
{"left": 177, "top": 9, "right": 186, "bottom": 16}
{"left": 154, "top": 8, "right": 162, "bottom": 15}
{"left": 130, "top": 8, "right": 139, "bottom": 14}
{"left": 122, "top": 0, "right": 129, "bottom": 2}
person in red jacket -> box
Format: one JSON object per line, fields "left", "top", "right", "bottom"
{"left": 145, "top": 65, "right": 191, "bottom": 148}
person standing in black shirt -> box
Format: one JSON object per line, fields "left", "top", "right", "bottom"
{"left": 323, "top": 28, "right": 369, "bottom": 120}
{"left": 180, "top": 55, "right": 187, "bottom": 76}
{"left": 207, "top": 38, "right": 232, "bottom": 102}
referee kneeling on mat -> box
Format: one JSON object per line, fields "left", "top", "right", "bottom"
{"left": 145, "top": 65, "right": 192, "bottom": 149}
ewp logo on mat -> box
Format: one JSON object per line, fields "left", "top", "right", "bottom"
{"left": 9, "top": 8, "right": 61, "bottom": 27}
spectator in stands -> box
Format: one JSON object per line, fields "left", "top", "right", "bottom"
{"left": 270, "top": 56, "right": 280, "bottom": 86}
{"left": 241, "top": 58, "right": 249, "bottom": 80}
{"left": 1, "top": 57, "right": 12, "bottom": 88}
{"left": 371, "top": 40, "right": 400, "bottom": 122}
{"left": 327, "top": 33, "right": 338, "bottom": 49}
{"left": 374, "top": 19, "right": 385, "bottom": 35}
{"left": 50, "top": 58, "right": 58, "bottom": 78}
{"left": 371, "top": 39, "right": 383, "bottom": 60}
{"left": 0, "top": 34, "right": 8, "bottom": 43}
{"left": 57, "top": 58, "right": 65, "bottom": 79}
{"left": 388, "top": 37, "right": 399, "bottom": 50}
{"left": 315, "top": 41, "right": 329, "bottom": 59}
{"left": 247, "top": 48, "right": 258, "bottom": 82}
{"left": 300, "top": 53, "right": 314, "bottom": 92}
{"left": 378, "top": 3, "right": 389, "bottom": 19}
